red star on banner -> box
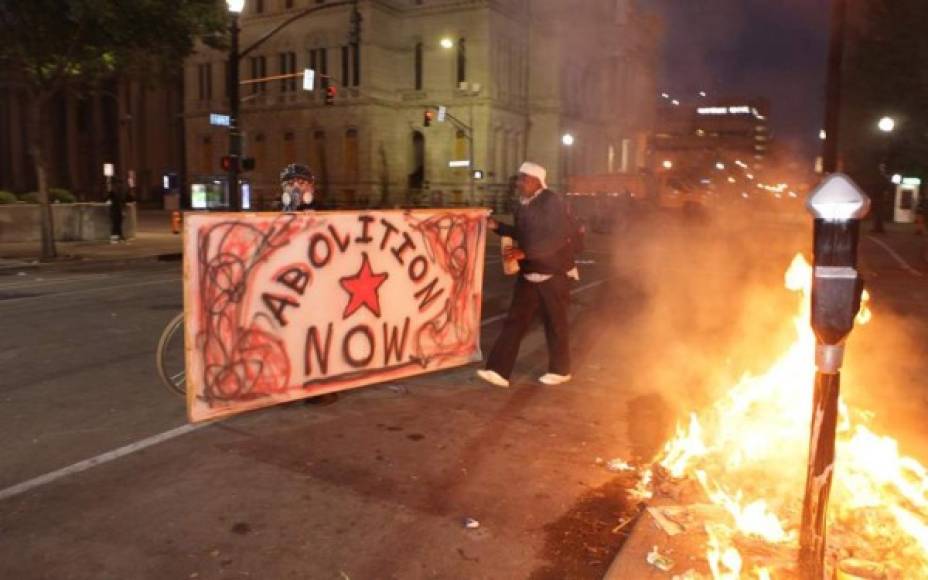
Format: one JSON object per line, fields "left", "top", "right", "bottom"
{"left": 339, "top": 252, "right": 389, "bottom": 319}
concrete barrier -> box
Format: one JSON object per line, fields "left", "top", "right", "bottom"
{"left": 0, "top": 203, "right": 137, "bottom": 243}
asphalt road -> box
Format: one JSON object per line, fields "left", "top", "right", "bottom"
{"left": 1, "top": 210, "right": 925, "bottom": 580}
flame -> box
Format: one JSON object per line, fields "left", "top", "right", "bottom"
{"left": 651, "top": 253, "right": 928, "bottom": 577}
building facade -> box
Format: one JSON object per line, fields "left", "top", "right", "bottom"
{"left": 184, "top": 0, "right": 661, "bottom": 208}
{"left": 0, "top": 73, "right": 185, "bottom": 203}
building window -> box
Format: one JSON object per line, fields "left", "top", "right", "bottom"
{"left": 282, "top": 131, "right": 296, "bottom": 163}
{"left": 456, "top": 38, "right": 466, "bottom": 85}
{"left": 250, "top": 56, "right": 267, "bottom": 94}
{"left": 279, "top": 51, "right": 297, "bottom": 92}
{"left": 351, "top": 44, "right": 360, "bottom": 86}
{"left": 197, "top": 63, "right": 212, "bottom": 100}
{"left": 308, "top": 47, "right": 328, "bottom": 78}
{"left": 414, "top": 42, "right": 423, "bottom": 90}
{"left": 344, "top": 128, "right": 359, "bottom": 184}
{"left": 255, "top": 0, "right": 265, "bottom": 13}
{"left": 454, "top": 130, "right": 468, "bottom": 162}
{"left": 341, "top": 45, "right": 350, "bottom": 87}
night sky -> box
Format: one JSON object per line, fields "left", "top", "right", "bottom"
{"left": 653, "top": 0, "right": 830, "bottom": 161}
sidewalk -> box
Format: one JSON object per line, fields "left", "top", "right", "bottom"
{"left": 862, "top": 220, "right": 927, "bottom": 274}
{"left": 0, "top": 209, "right": 182, "bottom": 270}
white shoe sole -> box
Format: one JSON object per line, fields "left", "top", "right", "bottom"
{"left": 476, "top": 369, "right": 510, "bottom": 388}
{"left": 538, "top": 374, "right": 572, "bottom": 386}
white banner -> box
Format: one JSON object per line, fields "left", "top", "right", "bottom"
{"left": 183, "top": 209, "right": 489, "bottom": 422}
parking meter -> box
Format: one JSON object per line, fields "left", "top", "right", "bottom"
{"left": 806, "top": 173, "right": 870, "bottom": 373}
{"left": 799, "top": 173, "right": 870, "bottom": 579}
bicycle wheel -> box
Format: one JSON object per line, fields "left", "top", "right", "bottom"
{"left": 156, "top": 312, "right": 187, "bottom": 397}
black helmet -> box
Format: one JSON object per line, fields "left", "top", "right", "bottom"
{"left": 279, "top": 163, "right": 315, "bottom": 184}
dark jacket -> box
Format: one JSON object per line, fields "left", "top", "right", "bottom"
{"left": 496, "top": 189, "right": 574, "bottom": 275}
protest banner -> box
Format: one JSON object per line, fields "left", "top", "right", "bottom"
{"left": 182, "top": 209, "right": 489, "bottom": 422}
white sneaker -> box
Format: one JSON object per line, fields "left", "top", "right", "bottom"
{"left": 538, "top": 373, "right": 572, "bottom": 386}
{"left": 476, "top": 369, "right": 510, "bottom": 388}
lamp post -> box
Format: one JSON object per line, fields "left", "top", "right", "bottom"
{"left": 872, "top": 115, "right": 896, "bottom": 233}
{"left": 562, "top": 133, "right": 574, "bottom": 190}
{"left": 226, "top": 0, "right": 244, "bottom": 212}
{"left": 798, "top": 173, "right": 869, "bottom": 580}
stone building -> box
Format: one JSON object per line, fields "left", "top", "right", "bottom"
{"left": 184, "top": 0, "right": 661, "bottom": 208}
{"left": 0, "top": 73, "right": 185, "bottom": 203}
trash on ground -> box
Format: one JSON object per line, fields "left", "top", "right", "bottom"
{"left": 387, "top": 384, "right": 408, "bottom": 394}
{"left": 611, "top": 517, "right": 633, "bottom": 534}
{"left": 606, "top": 458, "right": 634, "bottom": 472}
{"left": 463, "top": 517, "right": 480, "bottom": 529}
{"left": 16, "top": 271, "right": 27, "bottom": 276}
{"left": 647, "top": 506, "right": 685, "bottom": 536}
{"left": 646, "top": 545, "right": 675, "bottom": 572}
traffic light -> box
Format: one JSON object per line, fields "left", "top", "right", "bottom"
{"left": 424, "top": 109, "right": 433, "bottom": 127}
{"left": 220, "top": 155, "right": 239, "bottom": 172}
{"left": 325, "top": 84, "right": 336, "bottom": 106}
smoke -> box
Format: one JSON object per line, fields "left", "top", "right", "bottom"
{"left": 593, "top": 206, "right": 928, "bottom": 465}
{"left": 602, "top": 209, "right": 807, "bottom": 418}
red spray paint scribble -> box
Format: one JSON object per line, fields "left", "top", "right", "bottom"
{"left": 409, "top": 212, "right": 485, "bottom": 367}
{"left": 195, "top": 214, "right": 309, "bottom": 404}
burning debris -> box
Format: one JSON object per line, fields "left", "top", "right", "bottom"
{"left": 616, "top": 254, "right": 926, "bottom": 578}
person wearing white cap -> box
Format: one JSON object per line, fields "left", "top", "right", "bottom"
{"left": 476, "top": 161, "right": 579, "bottom": 388}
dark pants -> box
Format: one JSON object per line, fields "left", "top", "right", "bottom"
{"left": 110, "top": 207, "right": 124, "bottom": 238}
{"left": 486, "top": 274, "right": 571, "bottom": 379}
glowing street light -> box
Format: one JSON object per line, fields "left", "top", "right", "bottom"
{"left": 561, "top": 133, "right": 575, "bottom": 146}
{"left": 662, "top": 160, "right": 673, "bottom": 170}
{"left": 715, "top": 162, "right": 726, "bottom": 171}
{"left": 440, "top": 37, "right": 454, "bottom": 49}
{"left": 226, "top": 0, "right": 245, "bottom": 11}
{"left": 878, "top": 116, "right": 895, "bottom": 133}
{"left": 819, "top": 129, "right": 827, "bottom": 140}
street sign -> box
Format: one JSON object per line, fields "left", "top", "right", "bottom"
{"left": 209, "top": 113, "right": 231, "bottom": 127}
{"left": 449, "top": 160, "right": 470, "bottom": 168}
{"left": 437, "top": 105, "right": 447, "bottom": 122}
{"left": 303, "top": 68, "right": 315, "bottom": 91}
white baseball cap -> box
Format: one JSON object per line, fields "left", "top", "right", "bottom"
{"left": 518, "top": 161, "right": 547, "bottom": 189}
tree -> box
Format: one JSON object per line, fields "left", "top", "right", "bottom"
{"left": 841, "top": 0, "right": 928, "bottom": 228}
{"left": 0, "top": 0, "right": 226, "bottom": 258}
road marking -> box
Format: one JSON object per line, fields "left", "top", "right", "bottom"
{"left": 0, "top": 273, "right": 113, "bottom": 290}
{"left": 0, "top": 423, "right": 209, "bottom": 502}
{"left": 0, "top": 275, "right": 611, "bottom": 502}
{"left": 0, "top": 276, "right": 182, "bottom": 305}
{"left": 866, "top": 236, "right": 924, "bottom": 277}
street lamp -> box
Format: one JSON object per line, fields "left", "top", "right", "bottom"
{"left": 226, "top": 0, "right": 244, "bottom": 212}
{"left": 440, "top": 37, "right": 454, "bottom": 49}
{"left": 561, "top": 133, "right": 575, "bottom": 188}
{"left": 873, "top": 116, "right": 896, "bottom": 232}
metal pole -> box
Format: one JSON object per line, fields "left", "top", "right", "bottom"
{"left": 822, "top": 0, "right": 847, "bottom": 174}
{"left": 469, "top": 102, "right": 475, "bottom": 204}
{"left": 799, "top": 370, "right": 841, "bottom": 579}
{"left": 228, "top": 14, "right": 241, "bottom": 212}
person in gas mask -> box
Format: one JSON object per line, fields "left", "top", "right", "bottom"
{"left": 279, "top": 163, "right": 318, "bottom": 211}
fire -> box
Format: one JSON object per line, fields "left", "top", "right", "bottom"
{"left": 649, "top": 253, "right": 927, "bottom": 577}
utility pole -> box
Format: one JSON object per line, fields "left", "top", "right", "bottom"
{"left": 227, "top": 10, "right": 241, "bottom": 212}
{"left": 822, "top": 0, "right": 847, "bottom": 174}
